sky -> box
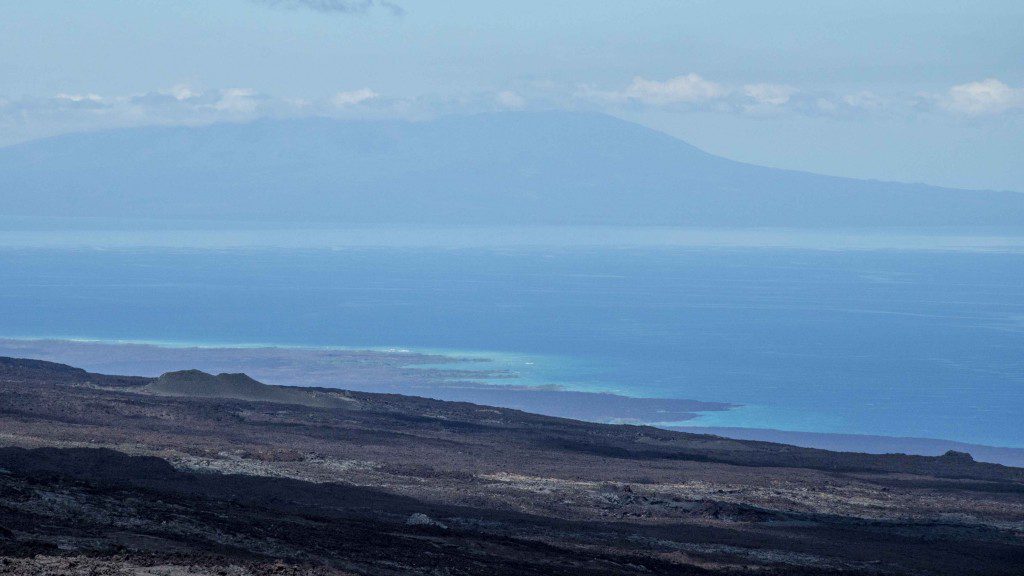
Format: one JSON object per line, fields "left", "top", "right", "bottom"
{"left": 1, "top": 0, "right": 1022, "bottom": 191}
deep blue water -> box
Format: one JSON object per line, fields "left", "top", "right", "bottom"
{"left": 1, "top": 246, "right": 1022, "bottom": 447}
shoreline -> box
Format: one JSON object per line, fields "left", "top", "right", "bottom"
{"left": 1, "top": 336, "right": 1021, "bottom": 465}
{"left": 0, "top": 337, "right": 733, "bottom": 424}
{"left": 671, "top": 426, "right": 1024, "bottom": 468}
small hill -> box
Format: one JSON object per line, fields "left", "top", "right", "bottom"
{"left": 0, "top": 356, "right": 149, "bottom": 388}
{"left": 0, "top": 356, "right": 91, "bottom": 382}
{"left": 144, "top": 369, "right": 351, "bottom": 408}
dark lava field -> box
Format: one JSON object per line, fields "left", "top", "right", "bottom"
{"left": 1, "top": 357, "right": 1022, "bottom": 575}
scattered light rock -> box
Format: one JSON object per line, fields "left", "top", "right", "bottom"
{"left": 406, "top": 513, "right": 447, "bottom": 529}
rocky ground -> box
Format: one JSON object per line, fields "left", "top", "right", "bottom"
{"left": 1, "top": 357, "right": 1022, "bottom": 575}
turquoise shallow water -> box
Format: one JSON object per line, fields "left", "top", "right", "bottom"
{"left": 1, "top": 242, "right": 1022, "bottom": 447}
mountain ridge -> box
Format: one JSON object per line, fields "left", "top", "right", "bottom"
{"left": 2, "top": 111, "right": 1023, "bottom": 227}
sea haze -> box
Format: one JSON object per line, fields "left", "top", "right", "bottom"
{"left": 0, "top": 228, "right": 1022, "bottom": 449}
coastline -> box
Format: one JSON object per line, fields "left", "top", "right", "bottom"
{"left": 671, "top": 426, "right": 1024, "bottom": 468}
{"left": 2, "top": 336, "right": 1022, "bottom": 466}
{"left": 0, "top": 337, "right": 733, "bottom": 424}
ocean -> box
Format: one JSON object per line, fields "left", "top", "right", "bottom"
{"left": 1, "top": 226, "right": 1022, "bottom": 447}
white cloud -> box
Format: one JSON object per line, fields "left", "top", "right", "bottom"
{"left": 583, "top": 75, "right": 890, "bottom": 118}
{"left": 841, "top": 90, "right": 884, "bottom": 111}
{"left": 495, "top": 90, "right": 526, "bottom": 110}
{"left": 55, "top": 93, "right": 104, "bottom": 103}
{"left": 331, "top": 88, "right": 378, "bottom": 107}
{"left": 738, "top": 83, "right": 799, "bottom": 115}
{"left": 621, "top": 74, "right": 728, "bottom": 105}
{"left": 940, "top": 78, "right": 1024, "bottom": 116}
{"left": 214, "top": 88, "right": 260, "bottom": 114}
{"left": 743, "top": 83, "right": 796, "bottom": 106}
{"left": 169, "top": 85, "right": 200, "bottom": 101}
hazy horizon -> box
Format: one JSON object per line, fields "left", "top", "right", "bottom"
{"left": 2, "top": 1, "right": 1023, "bottom": 192}
{"left": 3, "top": 110, "right": 1024, "bottom": 195}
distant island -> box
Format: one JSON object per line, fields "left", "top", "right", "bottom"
{"left": 3, "top": 111, "right": 1023, "bottom": 228}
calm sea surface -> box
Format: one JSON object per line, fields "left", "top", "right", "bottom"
{"left": 1, "top": 229, "right": 1022, "bottom": 447}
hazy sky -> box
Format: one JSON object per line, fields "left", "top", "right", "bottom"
{"left": 2, "top": 1, "right": 1022, "bottom": 191}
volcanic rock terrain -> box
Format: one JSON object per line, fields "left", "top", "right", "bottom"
{"left": 1, "top": 357, "right": 1022, "bottom": 574}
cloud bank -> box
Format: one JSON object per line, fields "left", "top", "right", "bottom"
{"left": 938, "top": 79, "right": 1024, "bottom": 116}
{"left": 620, "top": 74, "right": 727, "bottom": 106}
{"left": 0, "top": 86, "right": 529, "bottom": 146}
{"left": 578, "top": 74, "right": 1024, "bottom": 119}
{"left": 2, "top": 77, "right": 1020, "bottom": 147}
{"left": 577, "top": 74, "right": 878, "bottom": 118}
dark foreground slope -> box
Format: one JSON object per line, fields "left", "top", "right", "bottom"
{"left": 3, "top": 112, "right": 1023, "bottom": 227}
{"left": 1, "top": 357, "right": 1022, "bottom": 575}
